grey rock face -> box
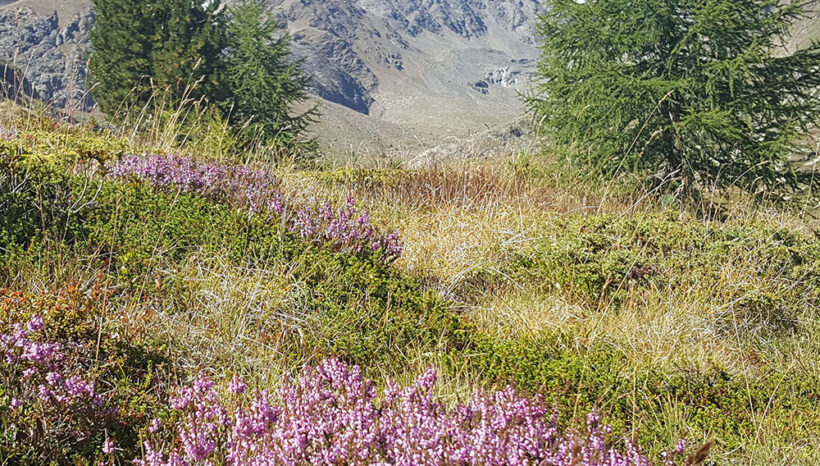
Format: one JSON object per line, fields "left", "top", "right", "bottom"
{"left": 0, "top": 0, "right": 542, "bottom": 118}
{"left": 271, "top": 0, "right": 542, "bottom": 113}
{"left": 474, "top": 65, "right": 525, "bottom": 94}
{"left": 283, "top": 0, "right": 382, "bottom": 115}
{"left": 0, "top": 6, "right": 94, "bottom": 109}
{"left": 358, "top": 0, "right": 537, "bottom": 38}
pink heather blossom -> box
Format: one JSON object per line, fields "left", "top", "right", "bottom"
{"left": 675, "top": 439, "right": 687, "bottom": 455}
{"left": 1, "top": 316, "right": 104, "bottom": 414}
{"left": 45, "top": 371, "right": 63, "bottom": 386}
{"left": 228, "top": 376, "right": 246, "bottom": 395}
{"left": 110, "top": 155, "right": 403, "bottom": 263}
{"left": 102, "top": 437, "right": 116, "bottom": 455}
{"left": 136, "top": 359, "right": 679, "bottom": 465}
{"left": 37, "top": 384, "right": 51, "bottom": 402}
{"left": 149, "top": 418, "right": 163, "bottom": 433}
{"left": 27, "top": 315, "right": 45, "bottom": 332}
{"left": 0, "top": 124, "right": 17, "bottom": 140}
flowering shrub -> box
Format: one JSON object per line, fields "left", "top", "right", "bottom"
{"left": 0, "top": 287, "right": 171, "bottom": 464}
{"left": 0, "top": 312, "right": 111, "bottom": 461}
{"left": 292, "top": 196, "right": 403, "bottom": 261}
{"left": 0, "top": 124, "right": 17, "bottom": 141}
{"left": 110, "top": 154, "right": 403, "bottom": 262}
{"left": 110, "top": 154, "right": 283, "bottom": 210}
{"left": 1, "top": 314, "right": 101, "bottom": 404}
{"left": 137, "top": 359, "right": 684, "bottom": 465}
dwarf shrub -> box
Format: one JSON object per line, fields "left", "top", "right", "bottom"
{"left": 502, "top": 213, "right": 819, "bottom": 331}
{"left": 0, "top": 287, "right": 172, "bottom": 464}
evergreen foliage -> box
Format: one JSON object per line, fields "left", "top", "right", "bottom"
{"left": 88, "top": 0, "right": 313, "bottom": 152}
{"left": 148, "top": 0, "right": 226, "bottom": 101}
{"left": 88, "top": 0, "right": 224, "bottom": 114}
{"left": 529, "top": 0, "right": 820, "bottom": 199}
{"left": 87, "top": 0, "right": 155, "bottom": 113}
{"left": 216, "top": 0, "right": 316, "bottom": 149}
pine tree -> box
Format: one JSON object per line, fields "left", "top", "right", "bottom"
{"left": 88, "top": 0, "right": 316, "bottom": 153}
{"left": 148, "top": 0, "right": 225, "bottom": 101}
{"left": 87, "top": 0, "right": 155, "bottom": 113}
{"left": 88, "top": 0, "right": 225, "bottom": 115}
{"left": 215, "top": 0, "right": 316, "bottom": 149}
{"left": 528, "top": 0, "right": 820, "bottom": 200}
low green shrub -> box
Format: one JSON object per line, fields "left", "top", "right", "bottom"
{"left": 2, "top": 171, "right": 469, "bottom": 375}
{"left": 0, "top": 150, "right": 94, "bottom": 261}
{"left": 456, "top": 334, "right": 820, "bottom": 458}
{"left": 0, "top": 285, "right": 172, "bottom": 464}
{"left": 0, "top": 127, "right": 127, "bottom": 167}
{"left": 503, "top": 213, "right": 819, "bottom": 331}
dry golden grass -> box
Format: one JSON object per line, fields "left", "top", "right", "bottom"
{"left": 276, "top": 158, "right": 819, "bottom": 382}
{"left": 279, "top": 160, "right": 638, "bottom": 287}
{"left": 137, "top": 255, "right": 307, "bottom": 389}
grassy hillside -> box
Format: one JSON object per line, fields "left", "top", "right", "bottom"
{"left": 1, "top": 102, "right": 819, "bottom": 464}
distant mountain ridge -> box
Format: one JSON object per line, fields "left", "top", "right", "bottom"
{"left": 268, "top": 0, "right": 542, "bottom": 121}
{"left": 0, "top": 1, "right": 541, "bottom": 119}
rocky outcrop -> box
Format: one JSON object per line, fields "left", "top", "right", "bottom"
{"left": 361, "top": 0, "right": 541, "bottom": 39}
{"left": 0, "top": 6, "right": 94, "bottom": 109}
{"left": 474, "top": 65, "right": 529, "bottom": 94}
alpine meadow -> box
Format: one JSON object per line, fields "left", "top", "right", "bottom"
{"left": 0, "top": 0, "right": 818, "bottom": 465}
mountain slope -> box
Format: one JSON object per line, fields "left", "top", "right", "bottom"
{"left": 270, "top": 0, "right": 541, "bottom": 118}
{"left": 0, "top": 0, "right": 542, "bottom": 153}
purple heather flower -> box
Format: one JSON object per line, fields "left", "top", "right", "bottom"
{"left": 229, "top": 376, "right": 246, "bottom": 395}
{"left": 102, "top": 437, "right": 116, "bottom": 455}
{"left": 27, "top": 315, "right": 45, "bottom": 332}
{"left": 45, "top": 371, "right": 63, "bottom": 386}
{"left": 149, "top": 418, "right": 163, "bottom": 433}
{"left": 37, "top": 385, "right": 51, "bottom": 402}
{"left": 0, "top": 124, "right": 17, "bottom": 140}
{"left": 110, "top": 155, "right": 404, "bottom": 263}
{"left": 675, "top": 439, "right": 687, "bottom": 454}
{"left": 136, "top": 359, "right": 658, "bottom": 465}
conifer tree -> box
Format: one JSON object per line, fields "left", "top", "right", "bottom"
{"left": 149, "top": 0, "right": 225, "bottom": 101}
{"left": 216, "top": 0, "right": 316, "bottom": 149}
{"left": 88, "top": 0, "right": 316, "bottom": 153}
{"left": 88, "top": 0, "right": 225, "bottom": 115}
{"left": 529, "top": 0, "right": 820, "bottom": 200}
{"left": 87, "top": 0, "right": 155, "bottom": 113}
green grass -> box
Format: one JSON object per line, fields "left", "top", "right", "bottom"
{"left": 2, "top": 106, "right": 820, "bottom": 463}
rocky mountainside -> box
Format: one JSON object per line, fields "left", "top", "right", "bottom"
{"left": 272, "top": 0, "right": 543, "bottom": 153}
{"left": 0, "top": 0, "right": 542, "bottom": 154}
{"left": 0, "top": 3, "right": 94, "bottom": 109}
{"left": 271, "top": 0, "right": 541, "bottom": 116}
